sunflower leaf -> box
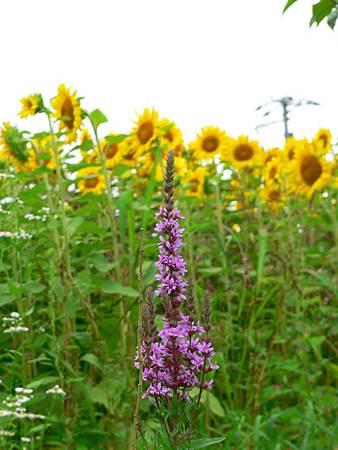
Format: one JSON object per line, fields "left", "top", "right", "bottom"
{"left": 283, "top": 0, "right": 299, "bottom": 13}
{"left": 327, "top": 7, "right": 338, "bottom": 28}
{"left": 89, "top": 109, "right": 108, "bottom": 130}
{"left": 311, "top": 0, "right": 336, "bottom": 25}
{"left": 189, "top": 437, "right": 225, "bottom": 449}
{"left": 105, "top": 134, "right": 128, "bottom": 144}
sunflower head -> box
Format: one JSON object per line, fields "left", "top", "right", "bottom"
{"left": 19, "top": 93, "right": 43, "bottom": 118}
{"left": 283, "top": 136, "right": 299, "bottom": 163}
{"left": 263, "top": 155, "right": 283, "bottom": 184}
{"left": 101, "top": 134, "right": 124, "bottom": 169}
{"left": 159, "top": 119, "right": 184, "bottom": 156}
{"left": 51, "top": 84, "right": 82, "bottom": 143}
{"left": 77, "top": 166, "right": 105, "bottom": 195}
{"left": 0, "top": 122, "right": 30, "bottom": 171}
{"left": 28, "top": 134, "right": 57, "bottom": 171}
{"left": 131, "top": 108, "right": 160, "bottom": 153}
{"left": 120, "top": 137, "right": 141, "bottom": 167}
{"left": 183, "top": 167, "right": 207, "bottom": 198}
{"left": 288, "top": 140, "right": 333, "bottom": 198}
{"left": 223, "top": 135, "right": 262, "bottom": 169}
{"left": 189, "top": 126, "right": 227, "bottom": 161}
{"left": 259, "top": 182, "right": 285, "bottom": 212}
{"left": 313, "top": 128, "right": 332, "bottom": 154}
{"left": 262, "top": 147, "right": 282, "bottom": 165}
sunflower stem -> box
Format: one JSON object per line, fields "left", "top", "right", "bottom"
{"left": 89, "top": 116, "right": 130, "bottom": 386}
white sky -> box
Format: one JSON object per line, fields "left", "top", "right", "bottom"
{"left": 1, "top": 0, "right": 337, "bottom": 149}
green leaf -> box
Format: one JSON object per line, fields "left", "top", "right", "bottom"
{"left": 95, "top": 277, "right": 138, "bottom": 297}
{"left": 199, "top": 267, "right": 223, "bottom": 275}
{"left": 88, "top": 253, "right": 115, "bottom": 272}
{"left": 311, "top": 0, "right": 336, "bottom": 25}
{"left": 89, "top": 109, "right": 108, "bottom": 129}
{"left": 189, "top": 436, "right": 225, "bottom": 449}
{"left": 206, "top": 391, "right": 225, "bottom": 418}
{"left": 104, "top": 134, "right": 128, "bottom": 144}
{"left": 67, "top": 216, "right": 84, "bottom": 238}
{"left": 23, "top": 280, "right": 46, "bottom": 294}
{"left": 27, "top": 376, "right": 60, "bottom": 389}
{"left": 81, "top": 353, "right": 102, "bottom": 370}
{"left": 283, "top": 0, "right": 299, "bottom": 13}
{"left": 67, "top": 162, "right": 101, "bottom": 172}
{"left": 0, "top": 294, "right": 16, "bottom": 306}
{"left": 327, "top": 6, "right": 338, "bottom": 28}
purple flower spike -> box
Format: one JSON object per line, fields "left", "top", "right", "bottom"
{"left": 136, "top": 150, "right": 218, "bottom": 402}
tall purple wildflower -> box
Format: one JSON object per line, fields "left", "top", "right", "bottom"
{"left": 136, "top": 150, "right": 218, "bottom": 401}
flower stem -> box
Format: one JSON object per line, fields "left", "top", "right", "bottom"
{"left": 131, "top": 228, "right": 144, "bottom": 449}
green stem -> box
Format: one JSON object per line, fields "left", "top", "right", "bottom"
{"left": 131, "top": 229, "right": 144, "bottom": 449}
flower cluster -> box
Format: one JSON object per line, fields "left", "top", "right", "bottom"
{"left": 136, "top": 151, "right": 218, "bottom": 401}
{"left": 2, "top": 312, "right": 29, "bottom": 334}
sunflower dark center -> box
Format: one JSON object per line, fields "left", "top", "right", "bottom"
{"left": 319, "top": 134, "right": 328, "bottom": 148}
{"left": 202, "top": 136, "right": 219, "bottom": 153}
{"left": 269, "top": 167, "right": 277, "bottom": 179}
{"left": 269, "top": 189, "right": 281, "bottom": 202}
{"left": 124, "top": 148, "right": 136, "bottom": 160}
{"left": 288, "top": 148, "right": 295, "bottom": 160}
{"left": 234, "top": 144, "right": 253, "bottom": 161}
{"left": 84, "top": 176, "right": 99, "bottom": 188}
{"left": 300, "top": 155, "right": 322, "bottom": 186}
{"left": 189, "top": 177, "right": 199, "bottom": 193}
{"left": 137, "top": 122, "right": 153, "bottom": 145}
{"left": 105, "top": 143, "right": 118, "bottom": 159}
{"left": 61, "top": 98, "right": 74, "bottom": 129}
{"left": 165, "top": 130, "right": 173, "bottom": 142}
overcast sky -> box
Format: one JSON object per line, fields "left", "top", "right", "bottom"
{"left": 1, "top": 0, "right": 337, "bottom": 149}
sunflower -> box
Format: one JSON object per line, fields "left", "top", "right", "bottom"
{"left": 137, "top": 149, "right": 159, "bottom": 178}
{"left": 131, "top": 108, "right": 160, "bottom": 154}
{"left": 0, "top": 122, "right": 30, "bottom": 172}
{"left": 189, "top": 126, "right": 227, "bottom": 161}
{"left": 259, "top": 182, "right": 285, "bottom": 212}
{"left": 289, "top": 140, "right": 333, "bottom": 198}
{"left": 262, "top": 147, "right": 282, "bottom": 165}
{"left": 183, "top": 167, "right": 207, "bottom": 198}
{"left": 51, "top": 84, "right": 82, "bottom": 143}
{"left": 28, "top": 135, "right": 57, "bottom": 170}
{"left": 19, "top": 93, "right": 43, "bottom": 118}
{"left": 159, "top": 119, "right": 184, "bottom": 156}
{"left": 223, "top": 135, "right": 262, "bottom": 169}
{"left": 120, "top": 137, "right": 141, "bottom": 167}
{"left": 263, "top": 155, "right": 283, "bottom": 184}
{"left": 282, "top": 136, "right": 299, "bottom": 163}
{"left": 313, "top": 128, "right": 331, "bottom": 154}
{"left": 77, "top": 167, "right": 105, "bottom": 195}
{"left": 100, "top": 134, "right": 124, "bottom": 169}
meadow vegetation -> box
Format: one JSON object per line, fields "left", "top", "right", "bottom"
{"left": 0, "top": 85, "right": 337, "bottom": 449}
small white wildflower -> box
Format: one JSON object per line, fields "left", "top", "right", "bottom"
{"left": 46, "top": 384, "right": 66, "bottom": 396}
{"left": 15, "top": 387, "right": 33, "bottom": 395}
{"left": 0, "top": 410, "right": 13, "bottom": 417}
{"left": 15, "top": 407, "right": 27, "bottom": 413}
{"left": 0, "top": 197, "right": 15, "bottom": 205}
{"left": 41, "top": 207, "right": 50, "bottom": 213}
{"left": 21, "top": 437, "right": 31, "bottom": 443}
{"left": 0, "top": 231, "right": 13, "bottom": 238}
{"left": 10, "top": 312, "right": 20, "bottom": 319}
{"left": 0, "top": 430, "right": 15, "bottom": 437}
{"left": 4, "top": 326, "right": 30, "bottom": 334}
